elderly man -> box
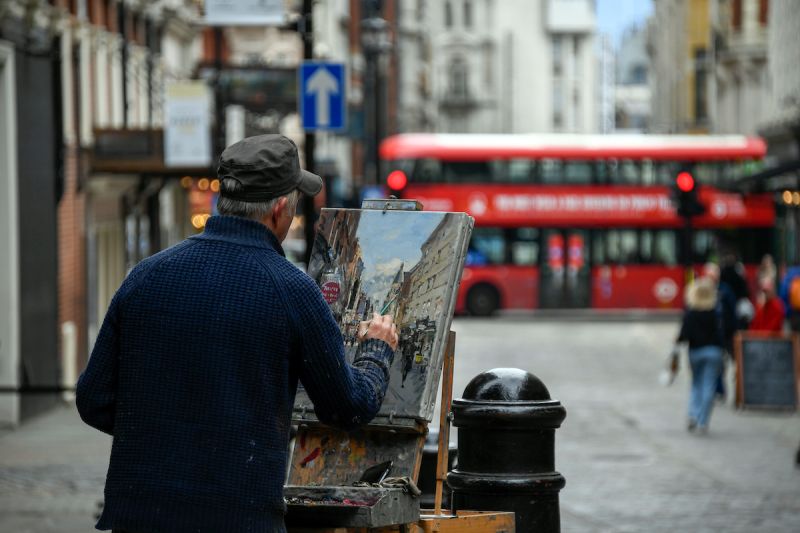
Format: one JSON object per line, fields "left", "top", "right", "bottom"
{"left": 77, "top": 134, "right": 398, "bottom": 533}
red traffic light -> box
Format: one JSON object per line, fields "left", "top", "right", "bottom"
{"left": 676, "top": 172, "right": 695, "bottom": 192}
{"left": 387, "top": 170, "right": 408, "bottom": 191}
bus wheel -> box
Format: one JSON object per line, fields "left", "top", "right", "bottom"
{"left": 467, "top": 284, "right": 500, "bottom": 316}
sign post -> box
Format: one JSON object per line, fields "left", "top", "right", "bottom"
{"left": 299, "top": 62, "right": 346, "bottom": 131}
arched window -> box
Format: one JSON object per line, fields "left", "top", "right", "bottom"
{"left": 449, "top": 57, "right": 469, "bottom": 99}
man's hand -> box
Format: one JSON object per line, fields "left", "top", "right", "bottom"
{"left": 358, "top": 313, "right": 399, "bottom": 351}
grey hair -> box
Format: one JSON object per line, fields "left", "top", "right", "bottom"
{"left": 216, "top": 179, "right": 300, "bottom": 221}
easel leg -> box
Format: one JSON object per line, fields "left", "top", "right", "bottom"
{"left": 434, "top": 331, "right": 456, "bottom": 516}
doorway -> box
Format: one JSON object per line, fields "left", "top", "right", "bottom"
{"left": 539, "top": 229, "right": 591, "bottom": 308}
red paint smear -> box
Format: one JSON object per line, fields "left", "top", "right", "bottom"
{"left": 300, "top": 447, "right": 321, "bottom": 467}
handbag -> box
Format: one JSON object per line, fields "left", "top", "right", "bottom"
{"left": 659, "top": 346, "right": 680, "bottom": 386}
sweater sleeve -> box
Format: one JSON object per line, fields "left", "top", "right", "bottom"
{"left": 289, "top": 276, "right": 395, "bottom": 431}
{"left": 76, "top": 290, "right": 122, "bottom": 435}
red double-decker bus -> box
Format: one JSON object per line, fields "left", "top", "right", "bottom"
{"left": 379, "top": 133, "right": 774, "bottom": 315}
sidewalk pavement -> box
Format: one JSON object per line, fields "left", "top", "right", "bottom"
{"left": 0, "top": 403, "right": 110, "bottom": 533}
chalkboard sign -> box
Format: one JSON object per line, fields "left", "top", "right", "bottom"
{"left": 735, "top": 333, "right": 800, "bottom": 409}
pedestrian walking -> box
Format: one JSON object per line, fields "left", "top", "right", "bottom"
{"left": 720, "top": 254, "right": 754, "bottom": 329}
{"left": 675, "top": 277, "right": 724, "bottom": 434}
{"left": 76, "top": 134, "right": 399, "bottom": 533}
{"left": 702, "top": 262, "right": 737, "bottom": 400}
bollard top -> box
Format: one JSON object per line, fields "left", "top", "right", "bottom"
{"left": 462, "top": 368, "right": 551, "bottom": 401}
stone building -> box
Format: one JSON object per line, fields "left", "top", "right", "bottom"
{"left": 711, "top": 0, "right": 770, "bottom": 135}
{"left": 0, "top": 0, "right": 201, "bottom": 426}
{"left": 648, "top": 0, "right": 713, "bottom": 133}
{"left": 397, "top": 0, "right": 597, "bottom": 134}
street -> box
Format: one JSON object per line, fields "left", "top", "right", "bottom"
{"left": 1, "top": 317, "right": 799, "bottom": 532}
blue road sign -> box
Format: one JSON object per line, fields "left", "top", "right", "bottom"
{"left": 299, "top": 62, "right": 346, "bottom": 131}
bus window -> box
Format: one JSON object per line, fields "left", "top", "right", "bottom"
{"left": 692, "top": 230, "right": 716, "bottom": 264}
{"left": 593, "top": 231, "right": 606, "bottom": 264}
{"left": 694, "top": 163, "right": 719, "bottom": 187}
{"left": 540, "top": 159, "right": 561, "bottom": 184}
{"left": 654, "top": 161, "right": 678, "bottom": 185}
{"left": 510, "top": 228, "right": 539, "bottom": 265}
{"left": 607, "top": 159, "right": 640, "bottom": 185}
{"left": 641, "top": 160, "right": 656, "bottom": 185}
{"left": 507, "top": 158, "right": 535, "bottom": 183}
{"left": 563, "top": 161, "right": 593, "bottom": 184}
{"left": 654, "top": 231, "right": 678, "bottom": 266}
{"left": 442, "top": 161, "right": 491, "bottom": 183}
{"left": 468, "top": 228, "right": 506, "bottom": 265}
{"left": 640, "top": 230, "right": 654, "bottom": 261}
{"left": 601, "top": 229, "right": 639, "bottom": 264}
{"left": 414, "top": 158, "right": 441, "bottom": 183}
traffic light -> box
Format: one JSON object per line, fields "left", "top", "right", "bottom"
{"left": 386, "top": 169, "right": 408, "bottom": 194}
{"left": 672, "top": 171, "right": 705, "bottom": 217}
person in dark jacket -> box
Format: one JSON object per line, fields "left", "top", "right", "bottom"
{"left": 702, "top": 262, "right": 737, "bottom": 400}
{"left": 76, "top": 135, "right": 399, "bottom": 533}
{"left": 676, "top": 277, "right": 724, "bottom": 434}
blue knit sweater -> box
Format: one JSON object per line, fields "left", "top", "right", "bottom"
{"left": 76, "top": 215, "right": 394, "bottom": 533}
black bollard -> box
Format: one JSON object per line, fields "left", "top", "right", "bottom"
{"left": 447, "top": 368, "right": 567, "bottom": 533}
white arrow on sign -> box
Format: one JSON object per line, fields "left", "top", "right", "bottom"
{"left": 306, "top": 67, "right": 339, "bottom": 127}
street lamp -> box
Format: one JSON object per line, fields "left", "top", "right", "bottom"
{"left": 361, "top": 16, "right": 392, "bottom": 186}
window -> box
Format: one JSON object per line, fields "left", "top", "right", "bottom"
{"left": 442, "top": 161, "right": 490, "bottom": 183}
{"left": 732, "top": 0, "right": 742, "bottom": 30}
{"left": 413, "top": 159, "right": 441, "bottom": 183}
{"left": 445, "top": 1, "right": 453, "bottom": 28}
{"left": 563, "top": 162, "right": 593, "bottom": 184}
{"left": 552, "top": 37, "right": 563, "bottom": 75}
{"left": 605, "top": 159, "right": 640, "bottom": 185}
{"left": 694, "top": 49, "right": 708, "bottom": 123}
{"left": 464, "top": 0, "right": 473, "bottom": 27}
{"left": 540, "top": 159, "right": 562, "bottom": 184}
{"left": 507, "top": 159, "right": 535, "bottom": 183}
{"left": 449, "top": 58, "right": 469, "bottom": 100}
{"left": 692, "top": 230, "right": 716, "bottom": 264}
{"left": 640, "top": 160, "right": 656, "bottom": 185}
{"left": 468, "top": 228, "right": 506, "bottom": 265}
{"left": 631, "top": 65, "right": 647, "bottom": 84}
{"left": 759, "top": 0, "right": 769, "bottom": 26}
{"left": 510, "top": 228, "right": 539, "bottom": 265}
{"left": 594, "top": 229, "right": 677, "bottom": 265}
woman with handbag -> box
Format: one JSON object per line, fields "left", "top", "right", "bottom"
{"left": 675, "top": 277, "right": 725, "bottom": 434}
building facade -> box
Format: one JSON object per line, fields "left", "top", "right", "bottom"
{"left": 396, "top": 0, "right": 597, "bottom": 135}
{"left": 0, "top": 0, "right": 201, "bottom": 426}
{"left": 648, "top": 0, "right": 712, "bottom": 133}
{"left": 758, "top": 0, "right": 800, "bottom": 266}
{"left": 712, "top": 0, "right": 770, "bottom": 135}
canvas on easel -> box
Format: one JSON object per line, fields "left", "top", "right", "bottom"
{"left": 296, "top": 207, "right": 474, "bottom": 424}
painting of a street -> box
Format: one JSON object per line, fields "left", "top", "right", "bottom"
{"left": 300, "top": 207, "right": 473, "bottom": 421}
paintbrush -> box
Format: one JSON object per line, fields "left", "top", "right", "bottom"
{"left": 379, "top": 294, "right": 399, "bottom": 314}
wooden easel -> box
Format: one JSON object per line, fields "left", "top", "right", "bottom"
{"left": 288, "top": 332, "right": 515, "bottom": 533}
